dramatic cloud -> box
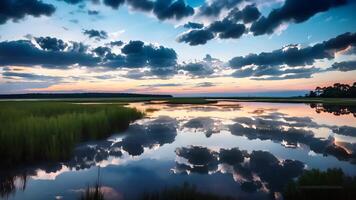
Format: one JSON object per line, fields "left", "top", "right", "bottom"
{"left": 229, "top": 113, "right": 356, "bottom": 163}
{"left": 102, "top": 0, "right": 194, "bottom": 20}
{"left": 178, "top": 4, "right": 262, "bottom": 45}
{"left": 107, "top": 40, "right": 124, "bottom": 47}
{"left": 103, "top": 0, "right": 125, "bottom": 9}
{"left": 119, "top": 40, "right": 177, "bottom": 69}
{"left": 0, "top": 0, "right": 55, "bottom": 25}
{"left": 0, "top": 40, "right": 99, "bottom": 68}
{"left": 331, "top": 60, "right": 356, "bottom": 71}
{"left": 228, "top": 32, "right": 356, "bottom": 79}
{"left": 119, "top": 116, "right": 178, "bottom": 156}
{"left": 83, "top": 29, "right": 108, "bottom": 41}
{"left": 183, "top": 22, "right": 204, "bottom": 29}
{"left": 227, "top": 4, "right": 261, "bottom": 24}
{"left": 177, "top": 29, "right": 214, "bottom": 45}
{"left": 230, "top": 32, "right": 356, "bottom": 68}
{"left": 34, "top": 37, "right": 68, "bottom": 51}
{"left": 2, "top": 71, "right": 61, "bottom": 81}
{"left": 250, "top": 0, "right": 348, "bottom": 35}
{"left": 209, "top": 19, "right": 245, "bottom": 39}
{"left": 198, "top": 0, "right": 243, "bottom": 17}
{"left": 174, "top": 146, "right": 304, "bottom": 193}
{"left": 152, "top": 0, "right": 194, "bottom": 20}
{"left": 232, "top": 66, "right": 320, "bottom": 80}
{"left": 0, "top": 37, "right": 178, "bottom": 77}
{"left": 179, "top": 54, "right": 222, "bottom": 77}
{"left": 92, "top": 46, "right": 111, "bottom": 57}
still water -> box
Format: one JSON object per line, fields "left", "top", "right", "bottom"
{"left": 2, "top": 101, "right": 356, "bottom": 199}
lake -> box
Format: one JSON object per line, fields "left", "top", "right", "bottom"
{"left": 1, "top": 101, "right": 355, "bottom": 200}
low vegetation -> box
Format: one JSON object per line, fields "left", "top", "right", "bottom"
{"left": 0, "top": 102, "right": 143, "bottom": 167}
{"left": 284, "top": 168, "right": 356, "bottom": 200}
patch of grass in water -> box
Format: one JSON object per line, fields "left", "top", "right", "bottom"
{"left": 165, "top": 98, "right": 217, "bottom": 104}
{"left": 0, "top": 102, "right": 144, "bottom": 167}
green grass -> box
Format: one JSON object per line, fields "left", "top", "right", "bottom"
{"left": 206, "top": 97, "right": 356, "bottom": 105}
{"left": 0, "top": 102, "right": 144, "bottom": 167}
{"left": 284, "top": 168, "right": 356, "bottom": 200}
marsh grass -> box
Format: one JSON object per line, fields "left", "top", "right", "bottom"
{"left": 0, "top": 102, "right": 143, "bottom": 167}
{"left": 284, "top": 168, "right": 356, "bottom": 200}
{"left": 80, "top": 184, "right": 105, "bottom": 200}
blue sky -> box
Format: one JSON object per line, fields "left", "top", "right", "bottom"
{"left": 0, "top": 0, "right": 355, "bottom": 96}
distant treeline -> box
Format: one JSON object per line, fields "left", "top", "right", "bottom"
{"left": 306, "top": 83, "right": 356, "bottom": 98}
{"left": 0, "top": 93, "right": 172, "bottom": 99}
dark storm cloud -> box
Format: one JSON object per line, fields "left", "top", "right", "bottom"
{"left": 83, "top": 29, "right": 108, "bottom": 40}
{"left": 34, "top": 36, "right": 68, "bottom": 51}
{"left": 177, "top": 29, "right": 214, "bottom": 45}
{"left": 0, "top": 0, "right": 56, "bottom": 25}
{"left": 198, "top": 0, "right": 243, "bottom": 17}
{"left": 183, "top": 22, "right": 204, "bottom": 29}
{"left": 250, "top": 0, "right": 348, "bottom": 35}
{"left": 0, "top": 40, "right": 100, "bottom": 68}
{"left": 229, "top": 32, "right": 356, "bottom": 69}
{"left": 331, "top": 60, "right": 356, "bottom": 71}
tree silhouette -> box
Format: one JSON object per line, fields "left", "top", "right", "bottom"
{"left": 306, "top": 82, "right": 356, "bottom": 98}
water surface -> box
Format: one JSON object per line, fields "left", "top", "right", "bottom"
{"left": 2, "top": 101, "right": 356, "bottom": 200}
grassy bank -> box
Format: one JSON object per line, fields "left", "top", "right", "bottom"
{"left": 284, "top": 168, "right": 356, "bottom": 200}
{"left": 0, "top": 102, "right": 144, "bottom": 167}
{"left": 206, "top": 97, "right": 356, "bottom": 105}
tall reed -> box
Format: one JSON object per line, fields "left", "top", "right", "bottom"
{"left": 0, "top": 102, "right": 144, "bottom": 167}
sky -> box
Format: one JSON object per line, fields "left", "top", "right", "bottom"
{"left": 0, "top": 0, "right": 355, "bottom": 96}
